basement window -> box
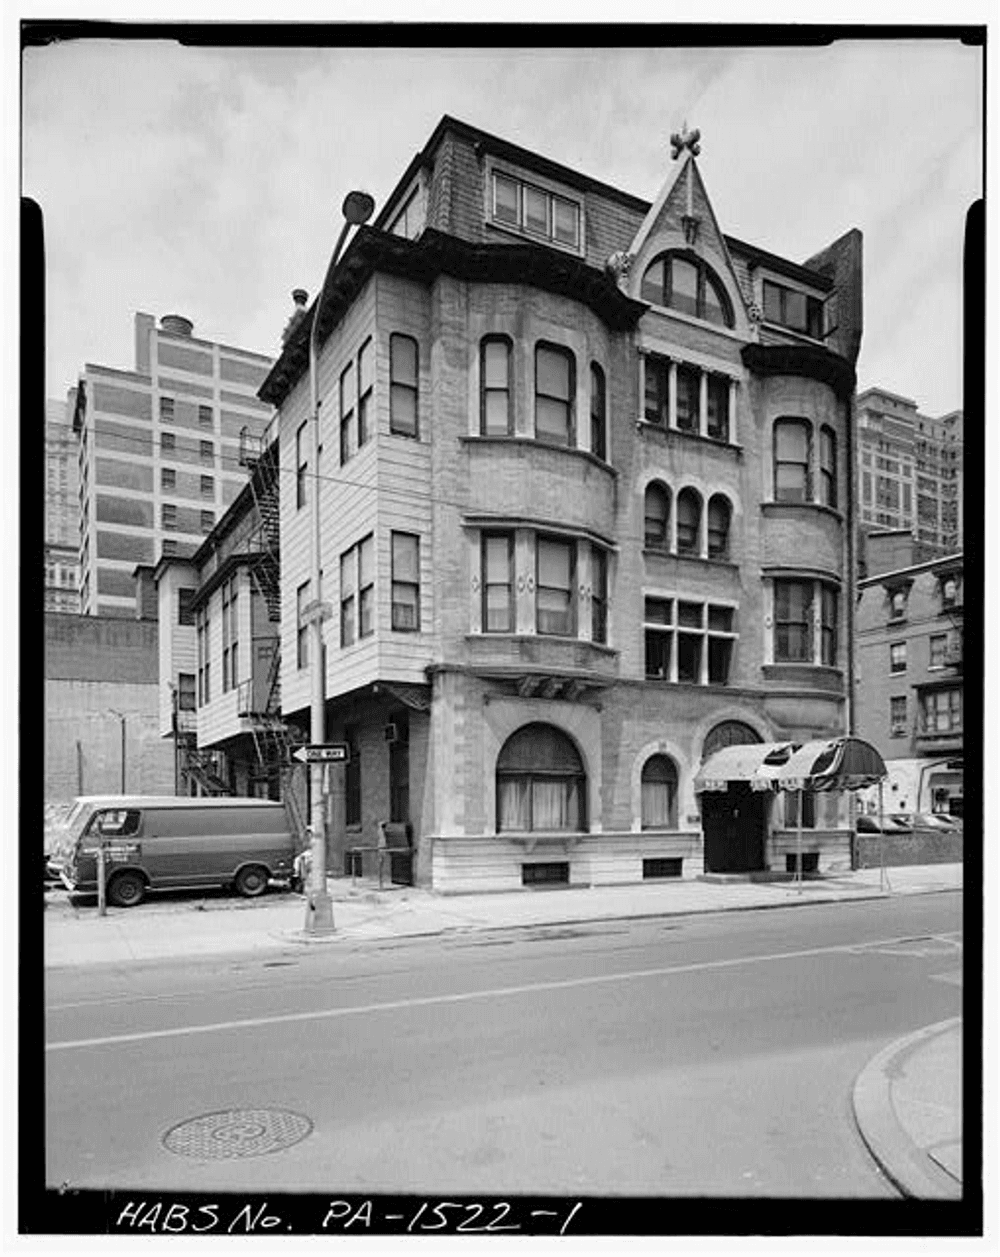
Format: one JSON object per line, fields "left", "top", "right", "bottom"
{"left": 522, "top": 862, "right": 570, "bottom": 886}
{"left": 643, "top": 857, "right": 683, "bottom": 879}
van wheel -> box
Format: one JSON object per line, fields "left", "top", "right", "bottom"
{"left": 108, "top": 870, "right": 145, "bottom": 908}
{"left": 235, "top": 865, "right": 269, "bottom": 898}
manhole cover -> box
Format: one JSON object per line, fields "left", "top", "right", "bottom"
{"left": 163, "top": 1109, "right": 313, "bottom": 1160}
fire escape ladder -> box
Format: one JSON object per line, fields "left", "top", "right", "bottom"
{"left": 241, "top": 428, "right": 281, "bottom": 623}
{"left": 179, "top": 743, "right": 235, "bottom": 797}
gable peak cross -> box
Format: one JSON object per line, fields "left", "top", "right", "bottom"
{"left": 670, "top": 124, "right": 702, "bottom": 161}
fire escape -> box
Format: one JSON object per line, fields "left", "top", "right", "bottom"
{"left": 237, "top": 428, "right": 308, "bottom": 847}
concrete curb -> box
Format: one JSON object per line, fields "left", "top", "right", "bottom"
{"left": 852, "top": 1017, "right": 962, "bottom": 1200}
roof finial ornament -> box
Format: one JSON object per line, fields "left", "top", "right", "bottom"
{"left": 670, "top": 122, "right": 701, "bottom": 161}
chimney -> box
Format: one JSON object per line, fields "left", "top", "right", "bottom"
{"left": 281, "top": 289, "right": 309, "bottom": 346}
{"left": 160, "top": 314, "right": 194, "bottom": 337}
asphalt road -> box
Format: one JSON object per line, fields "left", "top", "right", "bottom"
{"left": 44, "top": 892, "right": 962, "bottom": 1198}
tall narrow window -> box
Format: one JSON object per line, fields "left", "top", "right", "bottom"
{"left": 357, "top": 339, "right": 374, "bottom": 448}
{"left": 676, "top": 600, "right": 703, "bottom": 683}
{"left": 590, "top": 363, "right": 607, "bottom": 461}
{"left": 774, "top": 419, "right": 812, "bottom": 501}
{"left": 890, "top": 641, "right": 907, "bottom": 673}
{"left": 390, "top": 335, "right": 418, "bottom": 437}
{"left": 774, "top": 579, "right": 813, "bottom": 662}
{"left": 358, "top": 534, "right": 374, "bottom": 638}
{"left": 675, "top": 366, "right": 699, "bottom": 432}
{"left": 481, "top": 337, "right": 512, "bottom": 436}
{"left": 676, "top": 488, "right": 701, "bottom": 555}
{"left": 644, "top": 483, "right": 670, "bottom": 550}
{"left": 707, "top": 495, "right": 731, "bottom": 560}
{"left": 391, "top": 532, "right": 420, "bottom": 630}
{"left": 482, "top": 533, "right": 513, "bottom": 633}
{"left": 536, "top": 537, "right": 574, "bottom": 636}
{"left": 644, "top": 598, "right": 673, "bottom": 679}
{"left": 159, "top": 396, "right": 174, "bottom": 422}
{"left": 707, "top": 375, "right": 729, "bottom": 442}
{"left": 198, "top": 404, "right": 213, "bottom": 428}
{"left": 821, "top": 587, "right": 838, "bottom": 666}
{"left": 200, "top": 440, "right": 214, "bottom": 465}
{"left": 178, "top": 588, "right": 195, "bottom": 626}
{"left": 591, "top": 548, "right": 608, "bottom": 645}
{"left": 339, "top": 362, "right": 355, "bottom": 465}
{"left": 890, "top": 696, "right": 907, "bottom": 737}
{"left": 644, "top": 355, "right": 669, "bottom": 426}
{"left": 161, "top": 503, "right": 177, "bottom": 531}
{"left": 641, "top": 755, "right": 678, "bottom": 829}
{"left": 340, "top": 549, "right": 356, "bottom": 647}
{"left": 296, "top": 581, "right": 310, "bottom": 669}
{"left": 819, "top": 426, "right": 837, "bottom": 507}
{"left": 296, "top": 423, "right": 307, "bottom": 509}
{"left": 535, "top": 344, "right": 574, "bottom": 446}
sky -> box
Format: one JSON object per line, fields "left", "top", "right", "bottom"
{"left": 21, "top": 33, "right": 984, "bottom": 418}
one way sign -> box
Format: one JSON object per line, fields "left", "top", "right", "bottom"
{"left": 292, "top": 743, "right": 350, "bottom": 764}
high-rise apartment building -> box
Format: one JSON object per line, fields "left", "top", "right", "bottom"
{"left": 72, "top": 313, "right": 274, "bottom": 617}
{"left": 856, "top": 387, "right": 963, "bottom": 554}
{"left": 44, "top": 395, "right": 81, "bottom": 613}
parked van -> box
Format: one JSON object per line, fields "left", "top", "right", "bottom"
{"left": 58, "top": 795, "right": 297, "bottom": 908}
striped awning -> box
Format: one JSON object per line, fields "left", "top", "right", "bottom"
{"left": 776, "top": 737, "right": 887, "bottom": 793}
{"left": 694, "top": 742, "right": 798, "bottom": 793}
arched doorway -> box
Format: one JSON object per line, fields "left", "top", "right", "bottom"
{"left": 700, "top": 720, "right": 767, "bottom": 874}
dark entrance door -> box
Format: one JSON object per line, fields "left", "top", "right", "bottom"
{"left": 701, "top": 784, "right": 767, "bottom": 873}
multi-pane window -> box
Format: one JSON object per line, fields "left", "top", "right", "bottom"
{"left": 200, "top": 440, "right": 214, "bottom": 465}
{"left": 929, "top": 634, "right": 947, "bottom": 668}
{"left": 676, "top": 488, "right": 701, "bottom": 555}
{"left": 590, "top": 363, "right": 607, "bottom": 460}
{"left": 357, "top": 338, "right": 374, "bottom": 448}
{"left": 820, "top": 587, "right": 838, "bottom": 666}
{"left": 161, "top": 467, "right": 176, "bottom": 490}
{"left": 358, "top": 535, "right": 374, "bottom": 638}
{"left": 340, "top": 534, "right": 375, "bottom": 647}
{"left": 496, "top": 723, "right": 586, "bottom": 834}
{"left": 707, "top": 375, "right": 729, "bottom": 441}
{"left": 644, "top": 483, "right": 670, "bottom": 550}
{"left": 340, "top": 547, "right": 356, "bottom": 647}
{"left": 644, "top": 355, "right": 669, "bottom": 426}
{"left": 536, "top": 537, "right": 575, "bottom": 636}
{"left": 196, "top": 607, "right": 210, "bottom": 705}
{"left": 890, "top": 641, "right": 907, "bottom": 673}
{"left": 161, "top": 432, "right": 176, "bottom": 453}
{"left": 200, "top": 475, "right": 214, "bottom": 498}
{"left": 296, "top": 423, "right": 308, "bottom": 509}
{"left": 482, "top": 533, "right": 514, "bottom": 632}
{"left": 159, "top": 396, "right": 174, "bottom": 422}
{"left": 641, "top": 755, "right": 678, "bottom": 829}
{"left": 390, "top": 335, "right": 418, "bottom": 437}
{"left": 296, "top": 581, "right": 310, "bottom": 669}
{"left": 762, "top": 280, "right": 824, "bottom": 339}
{"left": 774, "top": 580, "right": 813, "bottom": 662}
{"left": 890, "top": 696, "right": 907, "bottom": 737}
{"left": 161, "top": 503, "right": 177, "bottom": 531}
{"left": 640, "top": 252, "right": 734, "bottom": 327}
{"left": 774, "top": 419, "right": 812, "bottom": 501}
{"left": 340, "top": 362, "right": 355, "bottom": 465}
{"left": 676, "top": 599, "right": 703, "bottom": 683}
{"left": 922, "top": 688, "right": 962, "bottom": 734}
{"left": 481, "top": 337, "right": 512, "bottom": 436}
{"left": 391, "top": 532, "right": 420, "bottom": 630}
{"left": 707, "top": 605, "right": 735, "bottom": 683}
{"left": 675, "top": 365, "right": 699, "bottom": 432}
{"left": 591, "top": 548, "right": 608, "bottom": 645}
{"left": 645, "top": 598, "right": 672, "bottom": 680}
{"left": 490, "top": 172, "right": 581, "bottom": 251}
{"left": 644, "top": 597, "right": 736, "bottom": 684}
{"left": 198, "top": 404, "right": 213, "bottom": 428}
{"left": 178, "top": 673, "right": 196, "bottom": 712}
{"left": 535, "top": 344, "right": 574, "bottom": 446}
{"left": 707, "top": 495, "right": 731, "bottom": 560}
{"left": 819, "top": 426, "right": 837, "bottom": 508}
{"left": 178, "top": 587, "right": 195, "bottom": 626}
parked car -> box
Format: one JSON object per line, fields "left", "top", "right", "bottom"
{"left": 855, "top": 814, "right": 912, "bottom": 834}
{"left": 60, "top": 795, "right": 297, "bottom": 907}
{"left": 909, "top": 811, "right": 962, "bottom": 831}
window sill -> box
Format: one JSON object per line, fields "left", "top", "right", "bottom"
{"left": 759, "top": 320, "right": 826, "bottom": 348}
{"left": 483, "top": 217, "right": 585, "bottom": 260}
{"left": 643, "top": 677, "right": 734, "bottom": 689}
{"left": 761, "top": 500, "right": 844, "bottom": 524}
{"left": 499, "top": 832, "right": 585, "bottom": 853}
{"left": 636, "top": 420, "right": 741, "bottom": 455}
{"left": 460, "top": 434, "right": 617, "bottom": 476}
{"left": 643, "top": 547, "right": 738, "bottom": 569}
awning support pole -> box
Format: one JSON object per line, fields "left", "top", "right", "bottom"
{"left": 797, "top": 788, "right": 803, "bottom": 893}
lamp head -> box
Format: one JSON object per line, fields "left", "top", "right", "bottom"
{"left": 342, "top": 190, "right": 375, "bottom": 226}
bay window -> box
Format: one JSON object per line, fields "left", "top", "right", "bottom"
{"left": 391, "top": 532, "right": 420, "bottom": 630}
{"left": 536, "top": 536, "right": 575, "bottom": 636}
{"left": 482, "top": 533, "right": 514, "bottom": 632}
{"left": 535, "top": 344, "right": 575, "bottom": 446}
{"left": 481, "top": 337, "right": 512, "bottom": 437}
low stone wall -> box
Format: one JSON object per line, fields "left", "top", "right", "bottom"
{"left": 854, "top": 829, "right": 963, "bottom": 868}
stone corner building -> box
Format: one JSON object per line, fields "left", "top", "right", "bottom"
{"left": 260, "top": 116, "right": 864, "bottom": 891}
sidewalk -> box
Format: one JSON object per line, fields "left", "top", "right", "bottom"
{"left": 42, "top": 860, "right": 963, "bottom": 969}
{"left": 853, "top": 1018, "right": 963, "bottom": 1200}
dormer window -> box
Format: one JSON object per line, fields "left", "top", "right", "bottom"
{"left": 490, "top": 171, "right": 581, "bottom": 252}
{"left": 640, "top": 251, "right": 734, "bottom": 328}
{"left": 762, "top": 280, "right": 824, "bottom": 339}
{"left": 889, "top": 589, "right": 907, "bottom": 620}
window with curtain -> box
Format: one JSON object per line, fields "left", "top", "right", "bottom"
{"left": 644, "top": 483, "right": 670, "bottom": 550}
{"left": 496, "top": 723, "right": 586, "bottom": 833}
{"left": 774, "top": 419, "right": 812, "bottom": 502}
{"left": 707, "top": 494, "right": 731, "bottom": 560}
{"left": 482, "top": 532, "right": 513, "bottom": 632}
{"left": 676, "top": 488, "right": 701, "bottom": 555}
{"left": 590, "top": 363, "right": 606, "bottom": 460}
{"left": 536, "top": 537, "right": 574, "bottom": 636}
{"left": 774, "top": 579, "right": 813, "bottom": 662}
{"left": 535, "top": 344, "right": 574, "bottom": 446}
{"left": 391, "top": 532, "right": 420, "bottom": 630}
{"left": 481, "top": 337, "right": 512, "bottom": 436}
{"left": 390, "top": 334, "right": 418, "bottom": 437}
{"left": 641, "top": 755, "right": 678, "bottom": 829}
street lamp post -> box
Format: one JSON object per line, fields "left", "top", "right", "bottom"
{"left": 304, "top": 189, "right": 375, "bottom": 935}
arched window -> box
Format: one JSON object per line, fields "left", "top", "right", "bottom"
{"left": 496, "top": 723, "right": 586, "bottom": 833}
{"left": 590, "top": 363, "right": 607, "bottom": 461}
{"left": 641, "top": 755, "right": 678, "bottom": 829}
{"left": 774, "top": 418, "right": 812, "bottom": 502}
{"left": 644, "top": 482, "right": 671, "bottom": 550}
{"left": 707, "top": 494, "right": 731, "bottom": 560}
{"left": 819, "top": 425, "right": 837, "bottom": 508}
{"left": 640, "top": 251, "right": 734, "bottom": 328}
{"left": 676, "top": 487, "right": 702, "bottom": 555}
{"left": 701, "top": 720, "right": 763, "bottom": 762}
{"left": 481, "top": 336, "right": 512, "bottom": 437}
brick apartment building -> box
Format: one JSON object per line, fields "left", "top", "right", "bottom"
{"left": 234, "top": 116, "right": 864, "bottom": 891}
{"left": 72, "top": 313, "right": 275, "bottom": 616}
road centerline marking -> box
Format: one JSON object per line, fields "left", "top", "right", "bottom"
{"left": 45, "top": 931, "right": 959, "bottom": 1053}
